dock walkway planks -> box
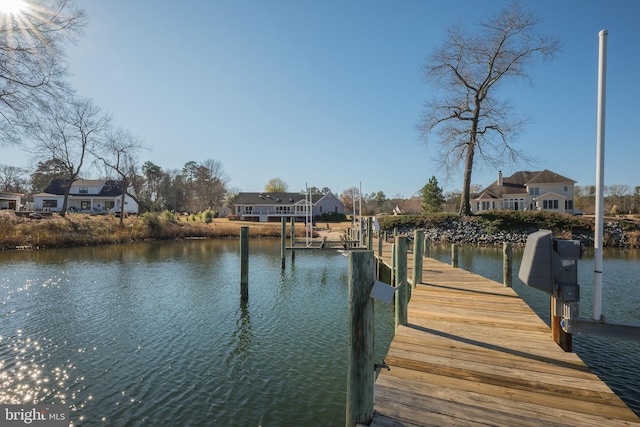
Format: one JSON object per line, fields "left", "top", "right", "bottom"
{"left": 371, "top": 240, "right": 640, "bottom": 426}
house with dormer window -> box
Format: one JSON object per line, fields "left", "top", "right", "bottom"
{"left": 471, "top": 170, "right": 576, "bottom": 214}
{"left": 234, "top": 192, "right": 344, "bottom": 222}
{"left": 32, "top": 179, "right": 139, "bottom": 214}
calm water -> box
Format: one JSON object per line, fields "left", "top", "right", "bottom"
{"left": 0, "top": 240, "right": 395, "bottom": 426}
{"left": 0, "top": 240, "right": 638, "bottom": 425}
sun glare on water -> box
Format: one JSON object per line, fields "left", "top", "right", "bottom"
{"left": 0, "top": 0, "right": 27, "bottom": 15}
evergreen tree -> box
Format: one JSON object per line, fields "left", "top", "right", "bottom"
{"left": 421, "top": 176, "right": 445, "bottom": 213}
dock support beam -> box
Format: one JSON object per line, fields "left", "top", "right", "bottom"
{"left": 503, "top": 242, "right": 512, "bottom": 288}
{"left": 395, "top": 236, "right": 408, "bottom": 328}
{"left": 552, "top": 297, "right": 573, "bottom": 352}
{"left": 290, "top": 217, "right": 296, "bottom": 263}
{"left": 412, "top": 230, "right": 424, "bottom": 288}
{"left": 424, "top": 236, "right": 430, "bottom": 258}
{"left": 240, "top": 226, "right": 249, "bottom": 300}
{"left": 280, "top": 217, "right": 286, "bottom": 270}
{"left": 451, "top": 244, "right": 459, "bottom": 268}
{"left": 346, "top": 250, "right": 375, "bottom": 427}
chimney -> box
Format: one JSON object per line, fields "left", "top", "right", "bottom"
{"left": 498, "top": 171, "right": 503, "bottom": 186}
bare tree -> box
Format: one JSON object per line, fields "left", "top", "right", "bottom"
{"left": 190, "top": 159, "right": 228, "bottom": 212}
{"left": 0, "top": 164, "right": 29, "bottom": 192}
{"left": 418, "top": 2, "right": 560, "bottom": 215}
{"left": 0, "top": 0, "right": 87, "bottom": 145}
{"left": 27, "top": 97, "right": 110, "bottom": 216}
{"left": 94, "top": 127, "right": 144, "bottom": 223}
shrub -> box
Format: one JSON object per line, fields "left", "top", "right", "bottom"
{"left": 202, "top": 209, "right": 215, "bottom": 224}
{"left": 162, "top": 210, "right": 175, "bottom": 221}
{"left": 317, "top": 212, "right": 347, "bottom": 222}
{"left": 142, "top": 212, "right": 162, "bottom": 235}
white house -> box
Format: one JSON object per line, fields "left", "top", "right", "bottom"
{"left": 0, "top": 192, "right": 23, "bottom": 211}
{"left": 32, "top": 179, "right": 139, "bottom": 214}
{"left": 234, "top": 192, "right": 344, "bottom": 222}
{"left": 471, "top": 170, "right": 577, "bottom": 214}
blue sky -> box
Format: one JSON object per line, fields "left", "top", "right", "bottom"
{"left": 3, "top": 0, "right": 640, "bottom": 198}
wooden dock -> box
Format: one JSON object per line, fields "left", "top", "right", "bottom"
{"left": 370, "top": 238, "right": 640, "bottom": 426}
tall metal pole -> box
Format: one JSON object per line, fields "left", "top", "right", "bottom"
{"left": 594, "top": 29, "right": 608, "bottom": 321}
{"left": 359, "top": 181, "right": 363, "bottom": 247}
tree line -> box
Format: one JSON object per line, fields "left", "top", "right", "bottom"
{"left": 3, "top": 2, "right": 633, "bottom": 219}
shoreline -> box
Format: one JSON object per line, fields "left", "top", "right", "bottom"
{"left": 2, "top": 210, "right": 639, "bottom": 251}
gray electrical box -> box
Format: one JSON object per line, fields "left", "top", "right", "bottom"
{"left": 518, "top": 230, "right": 561, "bottom": 295}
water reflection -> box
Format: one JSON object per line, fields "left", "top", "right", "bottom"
{"left": 0, "top": 240, "right": 392, "bottom": 425}
{"left": 226, "top": 300, "right": 254, "bottom": 375}
{"left": 4, "top": 239, "right": 634, "bottom": 422}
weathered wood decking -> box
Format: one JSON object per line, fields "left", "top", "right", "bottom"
{"left": 372, "top": 239, "right": 640, "bottom": 426}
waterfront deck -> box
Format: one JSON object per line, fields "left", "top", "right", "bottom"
{"left": 371, "top": 239, "right": 640, "bottom": 426}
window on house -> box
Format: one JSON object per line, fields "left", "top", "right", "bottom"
{"left": 276, "top": 206, "right": 292, "bottom": 214}
{"left": 565, "top": 200, "right": 574, "bottom": 209}
{"left": 43, "top": 200, "right": 58, "bottom": 208}
{"left": 79, "top": 187, "right": 88, "bottom": 194}
{"left": 543, "top": 200, "right": 559, "bottom": 209}
{"left": 529, "top": 187, "right": 539, "bottom": 196}
{"left": 564, "top": 186, "right": 568, "bottom": 192}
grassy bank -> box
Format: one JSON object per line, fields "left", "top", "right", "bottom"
{"left": 0, "top": 211, "right": 319, "bottom": 250}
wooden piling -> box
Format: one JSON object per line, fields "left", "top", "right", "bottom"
{"left": 290, "top": 217, "right": 296, "bottom": 263}
{"left": 367, "top": 217, "right": 373, "bottom": 250}
{"left": 280, "top": 217, "right": 286, "bottom": 270}
{"left": 346, "top": 250, "right": 375, "bottom": 427}
{"left": 503, "top": 242, "right": 512, "bottom": 288}
{"left": 395, "top": 236, "right": 408, "bottom": 328}
{"left": 390, "top": 243, "right": 396, "bottom": 286}
{"left": 240, "top": 226, "right": 249, "bottom": 300}
{"left": 412, "top": 230, "right": 424, "bottom": 289}
{"left": 424, "top": 236, "right": 430, "bottom": 257}
{"left": 451, "top": 243, "right": 458, "bottom": 268}
{"left": 551, "top": 297, "right": 573, "bottom": 352}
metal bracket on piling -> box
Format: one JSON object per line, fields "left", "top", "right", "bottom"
{"left": 374, "top": 359, "right": 391, "bottom": 372}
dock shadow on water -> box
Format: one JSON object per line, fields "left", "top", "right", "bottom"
{"left": 0, "top": 240, "right": 395, "bottom": 426}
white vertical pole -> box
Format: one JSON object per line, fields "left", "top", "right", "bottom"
{"left": 352, "top": 187, "right": 356, "bottom": 242}
{"left": 593, "top": 29, "right": 608, "bottom": 321}
{"left": 305, "top": 182, "right": 311, "bottom": 247}
{"left": 359, "top": 181, "right": 363, "bottom": 247}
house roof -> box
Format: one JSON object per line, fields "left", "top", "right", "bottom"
{"left": 473, "top": 169, "right": 574, "bottom": 199}
{"left": 43, "top": 179, "right": 126, "bottom": 197}
{"left": 526, "top": 170, "right": 575, "bottom": 184}
{"left": 235, "top": 192, "right": 328, "bottom": 205}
